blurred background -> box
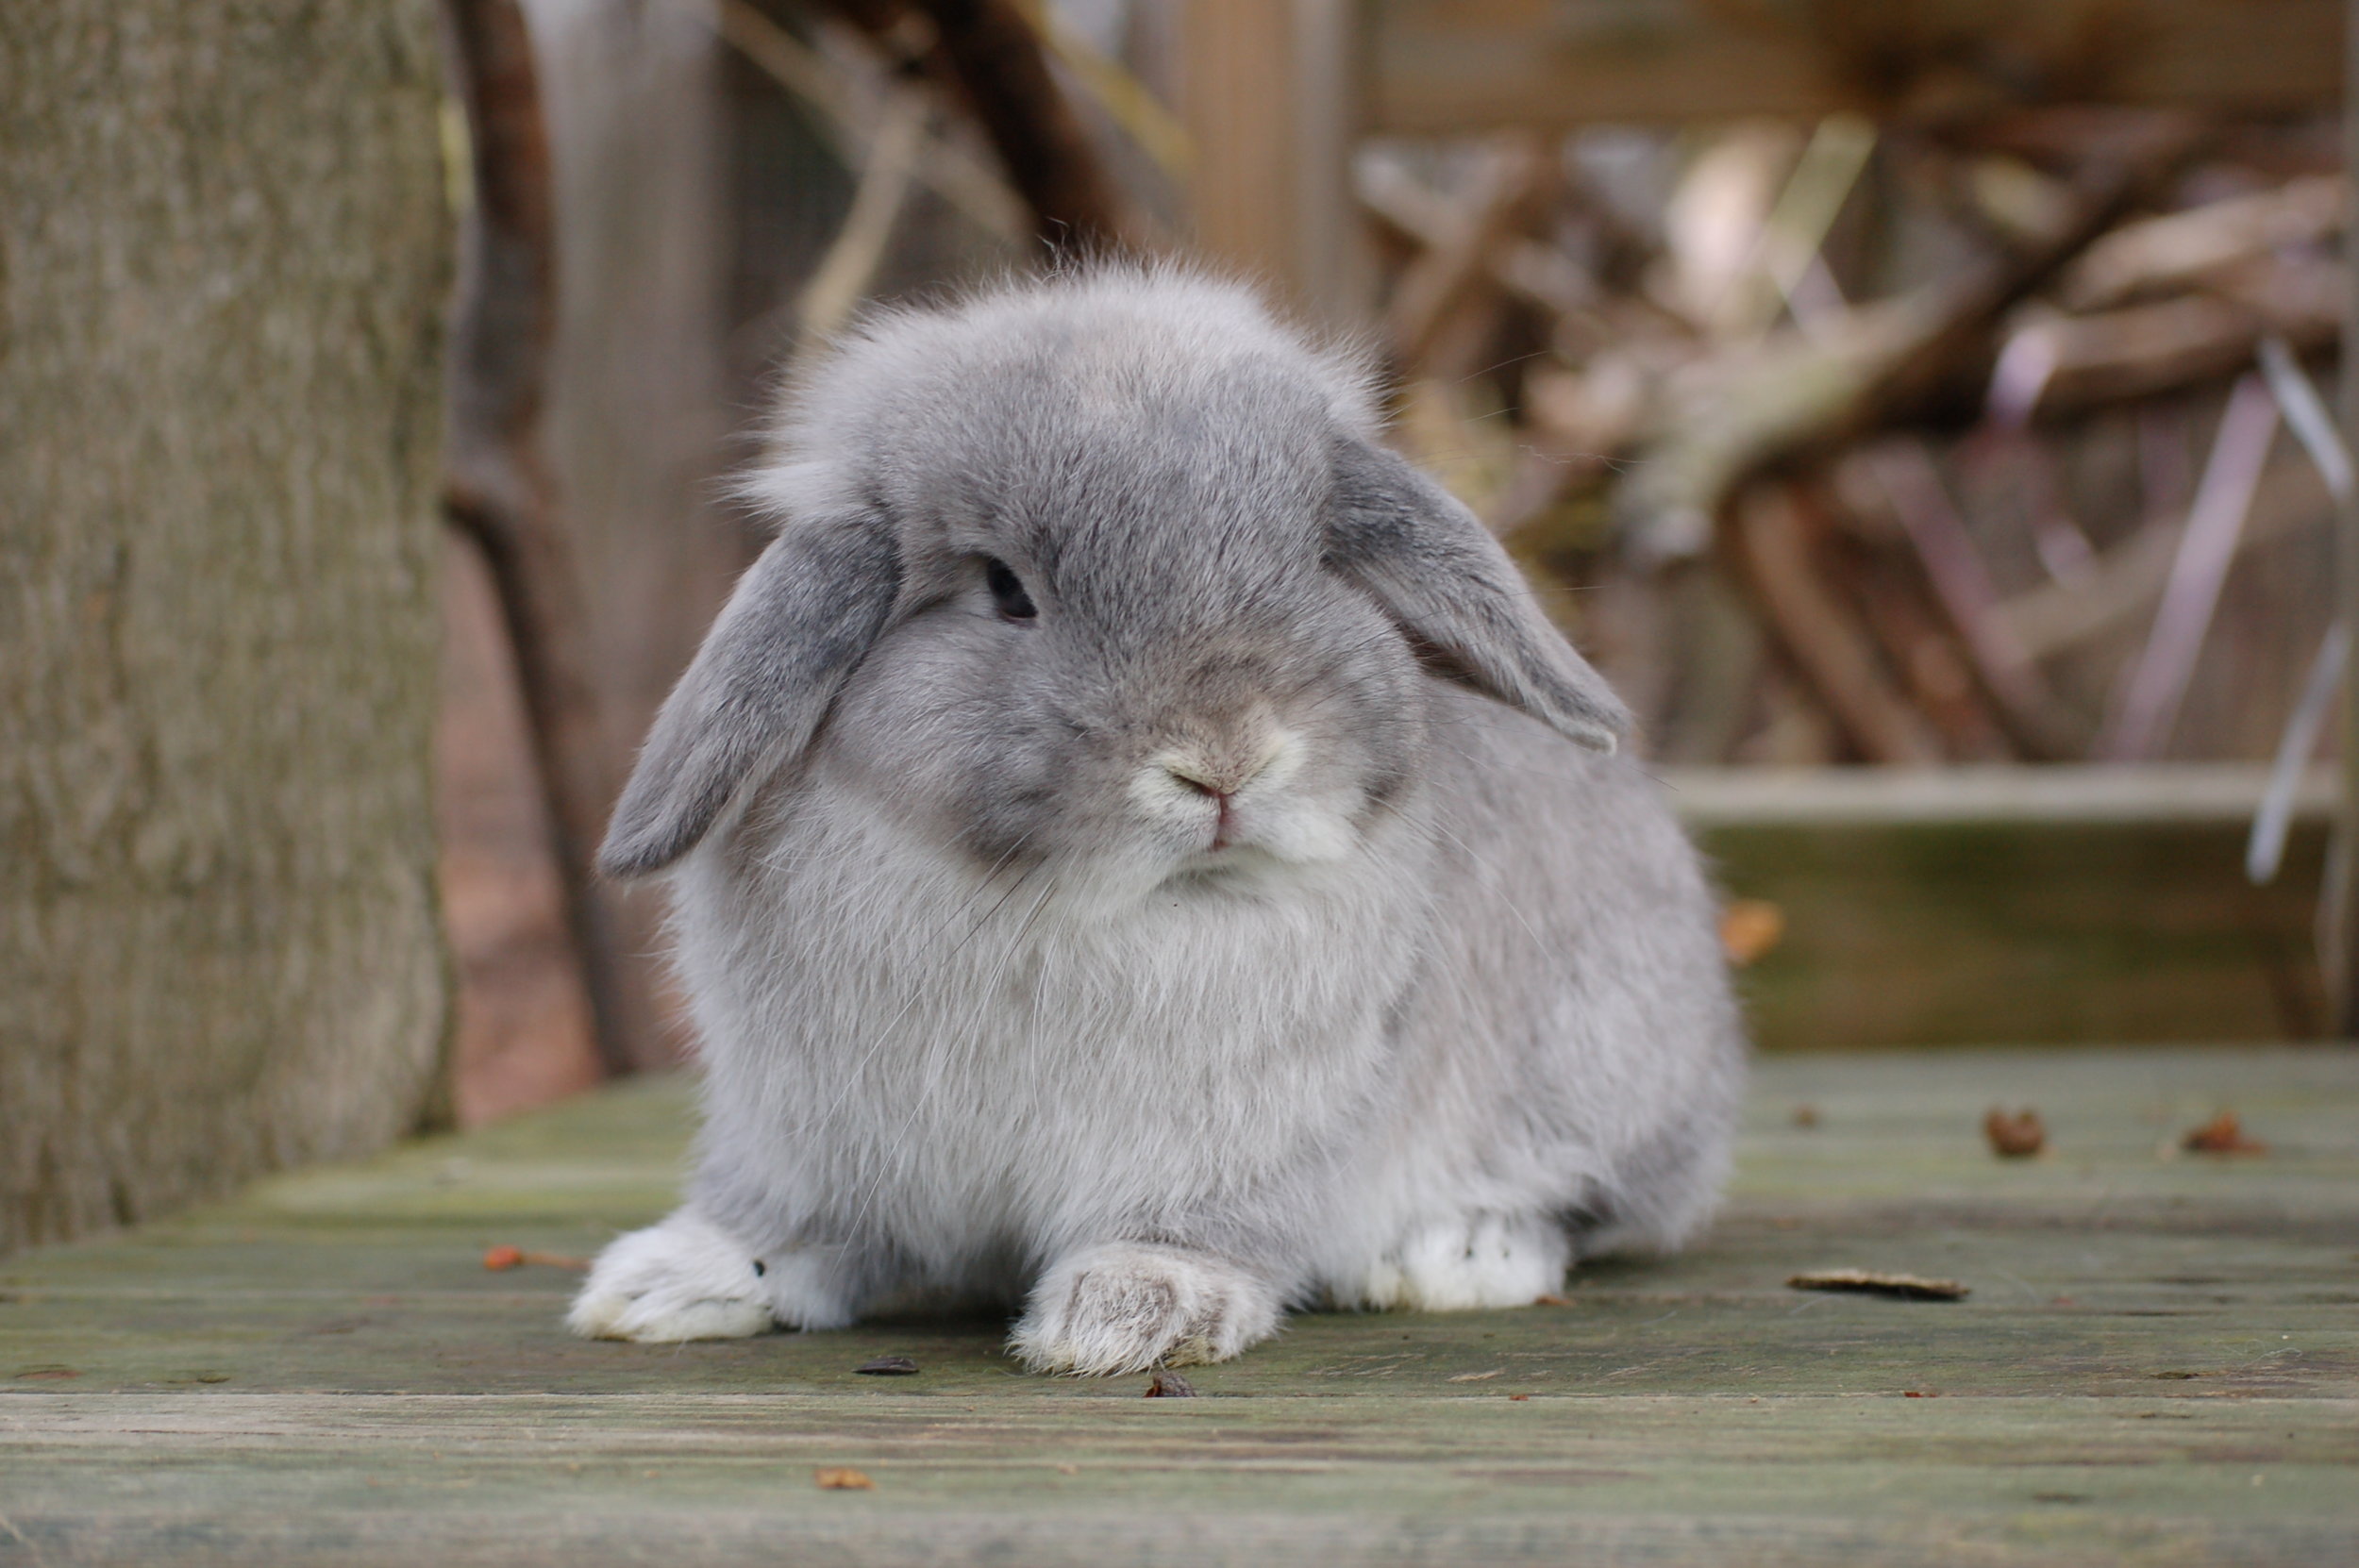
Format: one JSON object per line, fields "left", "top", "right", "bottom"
{"left": 8, "top": 0, "right": 2352, "bottom": 1255}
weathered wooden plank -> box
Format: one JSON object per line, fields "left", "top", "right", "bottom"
{"left": 1670, "top": 767, "right": 2333, "bottom": 1048}
{"left": 3, "top": 1050, "right": 2355, "bottom": 1564}
{"left": 1368, "top": 0, "right": 2343, "bottom": 132}
{"left": 5, "top": 1394, "right": 2354, "bottom": 1563}
{"left": 1177, "top": 0, "right": 1369, "bottom": 323}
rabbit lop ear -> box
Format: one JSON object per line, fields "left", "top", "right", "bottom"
{"left": 599, "top": 514, "right": 900, "bottom": 876}
{"left": 1327, "top": 438, "right": 1631, "bottom": 754}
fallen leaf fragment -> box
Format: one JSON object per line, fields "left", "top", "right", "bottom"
{"left": 1531, "top": 1293, "right": 1573, "bottom": 1307}
{"left": 854, "top": 1356, "right": 919, "bottom": 1376}
{"left": 1983, "top": 1107, "right": 2047, "bottom": 1158}
{"left": 815, "top": 1467, "right": 875, "bottom": 1491}
{"left": 1508, "top": 1393, "right": 1531, "bottom": 1402}
{"left": 2182, "top": 1111, "right": 2267, "bottom": 1155}
{"left": 1144, "top": 1370, "right": 1196, "bottom": 1398}
{"left": 1719, "top": 899, "right": 1786, "bottom": 965}
{"left": 1791, "top": 1104, "right": 1821, "bottom": 1128}
{"left": 481, "top": 1245, "right": 589, "bottom": 1272}
{"left": 1788, "top": 1269, "right": 1969, "bottom": 1301}
{"left": 1447, "top": 1369, "right": 1503, "bottom": 1382}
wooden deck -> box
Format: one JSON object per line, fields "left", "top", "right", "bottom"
{"left": 4, "top": 1047, "right": 2355, "bottom": 1565}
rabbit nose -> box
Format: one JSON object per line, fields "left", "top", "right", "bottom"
{"left": 1163, "top": 764, "right": 1231, "bottom": 803}
{"left": 1163, "top": 740, "right": 1282, "bottom": 800}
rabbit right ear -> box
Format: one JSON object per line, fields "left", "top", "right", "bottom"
{"left": 599, "top": 515, "right": 900, "bottom": 877}
{"left": 1328, "top": 438, "right": 1631, "bottom": 753}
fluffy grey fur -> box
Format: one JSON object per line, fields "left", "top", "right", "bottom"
{"left": 569, "top": 269, "right": 1747, "bottom": 1374}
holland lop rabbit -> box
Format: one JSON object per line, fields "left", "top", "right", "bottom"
{"left": 569, "top": 269, "right": 1745, "bottom": 1374}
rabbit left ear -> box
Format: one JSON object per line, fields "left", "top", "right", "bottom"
{"left": 1327, "top": 438, "right": 1631, "bottom": 753}
{"left": 599, "top": 513, "right": 900, "bottom": 876}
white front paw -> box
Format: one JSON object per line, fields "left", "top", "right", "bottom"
{"left": 1352, "top": 1212, "right": 1570, "bottom": 1311}
{"left": 1010, "top": 1242, "right": 1280, "bottom": 1376}
{"left": 567, "top": 1210, "right": 775, "bottom": 1343}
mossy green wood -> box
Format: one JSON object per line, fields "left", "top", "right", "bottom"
{"left": 4, "top": 1049, "right": 2356, "bottom": 1565}
{"left": 1702, "top": 819, "right": 2329, "bottom": 1049}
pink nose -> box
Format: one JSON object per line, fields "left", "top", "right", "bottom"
{"left": 1161, "top": 739, "right": 1278, "bottom": 802}
{"left": 1164, "top": 767, "right": 1241, "bottom": 849}
{"left": 1166, "top": 771, "right": 1232, "bottom": 804}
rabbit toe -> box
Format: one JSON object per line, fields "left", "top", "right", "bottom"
{"left": 1010, "top": 1242, "right": 1280, "bottom": 1376}
{"left": 1352, "top": 1213, "right": 1570, "bottom": 1311}
{"left": 566, "top": 1209, "right": 775, "bottom": 1343}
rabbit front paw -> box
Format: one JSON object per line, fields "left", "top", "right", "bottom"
{"left": 1350, "top": 1212, "right": 1571, "bottom": 1310}
{"left": 1009, "top": 1242, "right": 1280, "bottom": 1376}
{"left": 568, "top": 1209, "right": 786, "bottom": 1343}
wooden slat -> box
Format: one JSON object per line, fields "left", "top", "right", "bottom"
{"left": 1680, "top": 766, "right": 2334, "bottom": 1047}
{"left": 1178, "top": 0, "right": 1367, "bottom": 321}
{"left": 3, "top": 1051, "right": 2357, "bottom": 1563}
{"left": 1369, "top": 0, "right": 2343, "bottom": 132}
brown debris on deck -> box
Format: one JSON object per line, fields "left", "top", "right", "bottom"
{"left": 2182, "top": 1109, "right": 2269, "bottom": 1155}
{"left": 4, "top": 1048, "right": 2352, "bottom": 1564}
{"left": 1983, "top": 1107, "right": 2048, "bottom": 1158}
{"left": 1787, "top": 1268, "right": 1972, "bottom": 1301}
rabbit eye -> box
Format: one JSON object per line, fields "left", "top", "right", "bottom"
{"left": 984, "top": 558, "right": 1037, "bottom": 622}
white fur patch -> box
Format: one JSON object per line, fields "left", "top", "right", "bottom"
{"left": 1009, "top": 1242, "right": 1282, "bottom": 1375}
{"left": 567, "top": 1209, "right": 775, "bottom": 1343}
{"left": 1348, "top": 1214, "right": 1571, "bottom": 1311}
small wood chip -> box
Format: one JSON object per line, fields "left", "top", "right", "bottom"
{"left": 814, "top": 1467, "right": 875, "bottom": 1491}
{"left": 1531, "top": 1293, "right": 1573, "bottom": 1307}
{"left": 1983, "top": 1107, "right": 2047, "bottom": 1158}
{"left": 1447, "top": 1369, "right": 1503, "bottom": 1382}
{"left": 854, "top": 1356, "right": 919, "bottom": 1376}
{"left": 1788, "top": 1269, "right": 1969, "bottom": 1301}
{"left": 1719, "top": 899, "right": 1786, "bottom": 965}
{"left": 482, "top": 1245, "right": 589, "bottom": 1272}
{"left": 1143, "top": 1370, "right": 1196, "bottom": 1398}
{"left": 1790, "top": 1105, "right": 1820, "bottom": 1129}
{"left": 2182, "top": 1111, "right": 2267, "bottom": 1155}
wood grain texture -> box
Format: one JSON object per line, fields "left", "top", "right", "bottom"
{"left": 1178, "top": 0, "right": 1367, "bottom": 322}
{"left": 1369, "top": 0, "right": 2342, "bottom": 132}
{"left": 0, "top": 1, "right": 452, "bottom": 1255}
{"left": 3, "top": 1050, "right": 2354, "bottom": 1563}
{"left": 1700, "top": 805, "right": 2329, "bottom": 1049}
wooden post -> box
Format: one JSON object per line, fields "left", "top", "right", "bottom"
{"left": 443, "top": 0, "right": 661, "bottom": 1075}
{"left": 1177, "top": 0, "right": 1368, "bottom": 324}
{"left": 2336, "top": 0, "right": 2359, "bottom": 1034}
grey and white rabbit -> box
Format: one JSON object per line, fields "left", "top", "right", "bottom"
{"left": 569, "top": 269, "right": 1745, "bottom": 1374}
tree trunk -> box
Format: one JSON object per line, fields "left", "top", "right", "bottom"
{"left": 0, "top": 1, "right": 454, "bottom": 1254}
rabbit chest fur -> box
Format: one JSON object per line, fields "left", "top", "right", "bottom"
{"left": 569, "top": 270, "right": 1745, "bottom": 1374}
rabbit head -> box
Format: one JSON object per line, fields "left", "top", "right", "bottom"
{"left": 599, "top": 270, "right": 1630, "bottom": 897}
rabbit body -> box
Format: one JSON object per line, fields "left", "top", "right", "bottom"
{"left": 570, "top": 272, "right": 1744, "bottom": 1373}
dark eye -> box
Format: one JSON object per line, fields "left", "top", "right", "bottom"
{"left": 984, "top": 557, "right": 1037, "bottom": 621}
